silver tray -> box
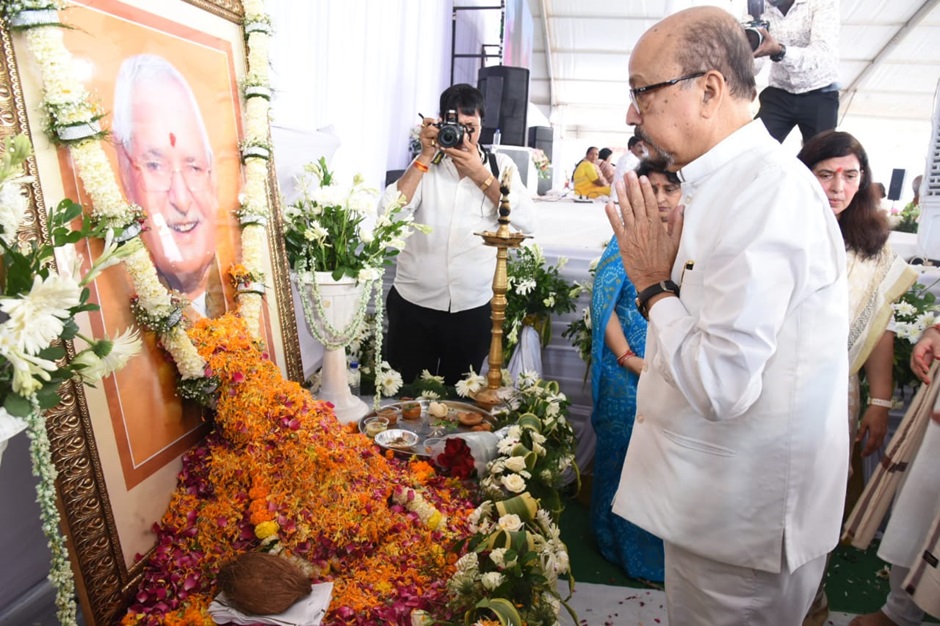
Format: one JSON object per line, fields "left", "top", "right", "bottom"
{"left": 359, "top": 398, "right": 494, "bottom": 457}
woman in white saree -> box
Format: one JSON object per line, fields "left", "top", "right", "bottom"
{"left": 797, "top": 130, "right": 918, "bottom": 626}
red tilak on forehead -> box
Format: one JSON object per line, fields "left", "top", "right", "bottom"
{"left": 836, "top": 167, "right": 843, "bottom": 173}
{"left": 169, "top": 132, "right": 176, "bottom": 148}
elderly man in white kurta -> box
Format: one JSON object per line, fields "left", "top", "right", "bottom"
{"left": 606, "top": 7, "right": 849, "bottom": 625}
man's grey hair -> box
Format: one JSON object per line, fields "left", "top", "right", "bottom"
{"left": 112, "top": 53, "right": 214, "bottom": 165}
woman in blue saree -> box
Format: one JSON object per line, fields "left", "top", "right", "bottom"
{"left": 589, "top": 161, "right": 681, "bottom": 582}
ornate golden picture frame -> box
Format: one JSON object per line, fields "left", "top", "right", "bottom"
{"left": 0, "top": 0, "right": 301, "bottom": 623}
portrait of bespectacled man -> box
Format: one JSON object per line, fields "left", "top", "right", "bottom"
{"left": 51, "top": 0, "right": 253, "bottom": 562}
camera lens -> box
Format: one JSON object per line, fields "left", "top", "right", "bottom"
{"left": 438, "top": 126, "right": 460, "bottom": 148}
{"left": 744, "top": 27, "right": 762, "bottom": 51}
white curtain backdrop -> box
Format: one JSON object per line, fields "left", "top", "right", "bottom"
{"left": 267, "top": 0, "right": 503, "bottom": 190}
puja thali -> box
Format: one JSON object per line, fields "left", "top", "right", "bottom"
{"left": 358, "top": 398, "right": 495, "bottom": 457}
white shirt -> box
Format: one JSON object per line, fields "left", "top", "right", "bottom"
{"left": 611, "top": 151, "right": 641, "bottom": 202}
{"left": 612, "top": 120, "right": 849, "bottom": 573}
{"left": 389, "top": 150, "right": 536, "bottom": 312}
{"left": 761, "top": 0, "right": 840, "bottom": 94}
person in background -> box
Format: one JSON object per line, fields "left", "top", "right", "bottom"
{"left": 845, "top": 326, "right": 939, "bottom": 626}
{"left": 612, "top": 135, "right": 648, "bottom": 202}
{"left": 797, "top": 130, "right": 917, "bottom": 626}
{"left": 385, "top": 83, "right": 536, "bottom": 385}
{"left": 752, "top": 0, "right": 840, "bottom": 144}
{"left": 597, "top": 148, "right": 616, "bottom": 184}
{"left": 904, "top": 174, "right": 923, "bottom": 219}
{"left": 589, "top": 159, "right": 680, "bottom": 583}
{"left": 573, "top": 146, "right": 610, "bottom": 198}
{"left": 911, "top": 174, "right": 923, "bottom": 208}
{"left": 608, "top": 7, "right": 849, "bottom": 623}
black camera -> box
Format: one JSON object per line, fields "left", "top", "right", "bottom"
{"left": 742, "top": 0, "right": 769, "bottom": 51}
{"left": 434, "top": 110, "right": 469, "bottom": 148}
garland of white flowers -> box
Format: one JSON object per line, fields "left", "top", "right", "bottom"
{"left": 1, "top": 2, "right": 274, "bottom": 623}
{"left": 25, "top": 399, "right": 79, "bottom": 626}
{"left": 8, "top": 0, "right": 275, "bottom": 385}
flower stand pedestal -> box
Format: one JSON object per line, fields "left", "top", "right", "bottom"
{"left": 293, "top": 272, "right": 370, "bottom": 424}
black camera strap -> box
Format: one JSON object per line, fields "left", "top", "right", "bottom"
{"left": 485, "top": 149, "right": 499, "bottom": 180}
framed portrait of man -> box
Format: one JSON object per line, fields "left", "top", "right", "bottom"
{"left": 0, "top": 0, "right": 301, "bottom": 623}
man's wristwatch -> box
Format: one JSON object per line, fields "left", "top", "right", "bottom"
{"left": 635, "top": 280, "right": 680, "bottom": 320}
{"left": 770, "top": 44, "right": 787, "bottom": 62}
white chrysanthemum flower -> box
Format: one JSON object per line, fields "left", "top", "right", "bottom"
{"left": 501, "top": 474, "right": 526, "bottom": 493}
{"left": 916, "top": 311, "right": 936, "bottom": 330}
{"left": 346, "top": 187, "right": 378, "bottom": 216}
{"left": 455, "top": 367, "right": 485, "bottom": 398}
{"left": 532, "top": 442, "right": 546, "bottom": 456}
{"left": 419, "top": 390, "right": 440, "bottom": 400}
{"left": 420, "top": 369, "right": 445, "bottom": 384}
{"left": 556, "top": 255, "right": 568, "bottom": 270}
{"left": 0, "top": 273, "right": 82, "bottom": 355}
{"left": 480, "top": 571, "right": 505, "bottom": 591}
{"left": 310, "top": 183, "right": 348, "bottom": 208}
{"left": 377, "top": 363, "right": 403, "bottom": 396}
{"left": 72, "top": 328, "right": 142, "bottom": 383}
{"left": 893, "top": 301, "right": 917, "bottom": 318}
{"left": 497, "top": 437, "right": 519, "bottom": 456}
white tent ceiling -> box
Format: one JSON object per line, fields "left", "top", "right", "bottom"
{"left": 524, "top": 0, "right": 940, "bottom": 147}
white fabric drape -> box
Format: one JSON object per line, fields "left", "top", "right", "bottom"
{"left": 268, "top": 1, "right": 452, "bottom": 188}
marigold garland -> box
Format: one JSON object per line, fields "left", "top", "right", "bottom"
{"left": 120, "top": 314, "right": 479, "bottom": 625}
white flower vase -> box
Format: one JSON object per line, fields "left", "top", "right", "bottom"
{"left": 293, "top": 271, "right": 370, "bottom": 424}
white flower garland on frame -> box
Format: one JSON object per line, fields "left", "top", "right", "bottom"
{"left": 0, "top": 3, "right": 275, "bottom": 624}
{"left": 12, "top": 0, "right": 276, "bottom": 377}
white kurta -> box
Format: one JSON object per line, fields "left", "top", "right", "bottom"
{"left": 388, "top": 150, "right": 536, "bottom": 313}
{"left": 612, "top": 120, "right": 850, "bottom": 574}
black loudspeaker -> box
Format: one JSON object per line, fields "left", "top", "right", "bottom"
{"left": 527, "top": 126, "right": 553, "bottom": 161}
{"left": 478, "top": 65, "right": 529, "bottom": 147}
{"left": 887, "top": 168, "right": 906, "bottom": 201}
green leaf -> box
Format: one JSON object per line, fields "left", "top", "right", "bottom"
{"left": 4, "top": 393, "right": 33, "bottom": 418}
{"left": 54, "top": 198, "right": 84, "bottom": 225}
{"left": 59, "top": 317, "right": 78, "bottom": 341}
{"left": 38, "top": 345, "right": 66, "bottom": 361}
{"left": 466, "top": 598, "right": 523, "bottom": 626}
{"left": 36, "top": 383, "right": 64, "bottom": 410}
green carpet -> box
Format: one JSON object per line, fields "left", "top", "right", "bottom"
{"left": 559, "top": 496, "right": 937, "bottom": 620}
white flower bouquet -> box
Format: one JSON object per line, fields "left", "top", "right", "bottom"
{"left": 283, "top": 156, "right": 429, "bottom": 282}
{"left": 892, "top": 281, "right": 940, "bottom": 392}
{"left": 0, "top": 134, "right": 141, "bottom": 626}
